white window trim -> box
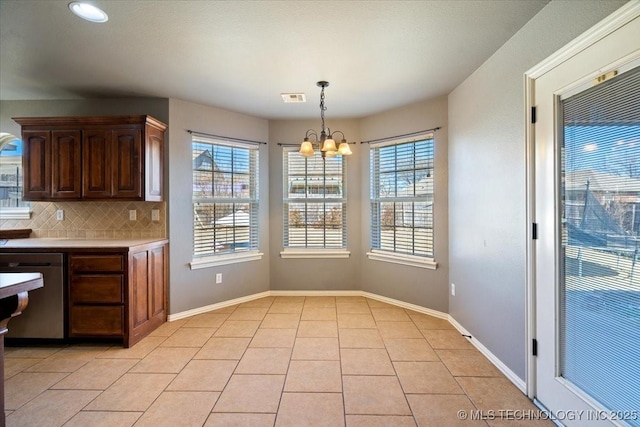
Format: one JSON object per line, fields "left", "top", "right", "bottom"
{"left": 190, "top": 250, "right": 264, "bottom": 270}
{"left": 280, "top": 248, "right": 350, "bottom": 259}
{"left": 0, "top": 207, "right": 32, "bottom": 220}
{"left": 366, "top": 249, "right": 437, "bottom": 270}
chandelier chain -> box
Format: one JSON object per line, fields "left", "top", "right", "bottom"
{"left": 319, "top": 85, "right": 327, "bottom": 133}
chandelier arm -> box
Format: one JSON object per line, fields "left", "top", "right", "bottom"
{"left": 331, "top": 130, "right": 345, "bottom": 140}
{"left": 305, "top": 129, "right": 319, "bottom": 142}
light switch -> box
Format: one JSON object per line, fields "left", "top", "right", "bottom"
{"left": 151, "top": 209, "right": 160, "bottom": 221}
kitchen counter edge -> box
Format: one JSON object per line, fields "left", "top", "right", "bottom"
{"left": 0, "top": 238, "right": 169, "bottom": 253}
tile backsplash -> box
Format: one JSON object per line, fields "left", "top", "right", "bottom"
{"left": 1, "top": 201, "right": 166, "bottom": 239}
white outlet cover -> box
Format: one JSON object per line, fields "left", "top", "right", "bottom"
{"left": 56, "top": 209, "right": 64, "bottom": 221}
{"left": 129, "top": 210, "right": 137, "bottom": 221}
{"left": 151, "top": 209, "right": 160, "bottom": 221}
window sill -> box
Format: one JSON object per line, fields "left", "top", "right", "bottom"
{"left": 0, "top": 208, "right": 32, "bottom": 220}
{"left": 190, "top": 251, "right": 264, "bottom": 270}
{"left": 280, "top": 249, "right": 351, "bottom": 259}
{"left": 366, "top": 250, "right": 437, "bottom": 270}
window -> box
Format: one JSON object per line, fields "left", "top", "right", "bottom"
{"left": 191, "top": 136, "right": 259, "bottom": 267}
{"left": 283, "top": 148, "right": 347, "bottom": 255}
{"left": 369, "top": 135, "right": 436, "bottom": 268}
{"left": 0, "top": 134, "right": 30, "bottom": 219}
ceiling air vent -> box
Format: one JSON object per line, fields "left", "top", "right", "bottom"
{"left": 281, "top": 93, "right": 306, "bottom": 103}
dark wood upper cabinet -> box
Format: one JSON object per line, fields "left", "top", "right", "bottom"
{"left": 111, "top": 128, "right": 142, "bottom": 199}
{"left": 145, "top": 125, "right": 164, "bottom": 201}
{"left": 21, "top": 130, "right": 51, "bottom": 200}
{"left": 13, "top": 116, "right": 166, "bottom": 201}
{"left": 82, "top": 129, "right": 112, "bottom": 199}
{"left": 52, "top": 130, "right": 82, "bottom": 199}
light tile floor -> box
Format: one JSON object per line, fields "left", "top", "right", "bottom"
{"left": 3, "top": 296, "right": 554, "bottom": 426}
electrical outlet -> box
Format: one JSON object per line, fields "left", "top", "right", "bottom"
{"left": 216, "top": 273, "right": 223, "bottom": 284}
{"left": 129, "top": 210, "right": 137, "bottom": 221}
{"left": 56, "top": 209, "right": 64, "bottom": 221}
{"left": 451, "top": 283, "right": 456, "bottom": 296}
{"left": 151, "top": 209, "right": 160, "bottom": 221}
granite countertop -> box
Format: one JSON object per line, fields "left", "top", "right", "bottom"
{"left": 0, "top": 238, "right": 168, "bottom": 250}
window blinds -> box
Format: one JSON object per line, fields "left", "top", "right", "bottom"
{"left": 283, "top": 149, "right": 346, "bottom": 249}
{"left": 192, "top": 136, "right": 259, "bottom": 257}
{"left": 560, "top": 65, "right": 640, "bottom": 423}
{"left": 370, "top": 136, "right": 434, "bottom": 257}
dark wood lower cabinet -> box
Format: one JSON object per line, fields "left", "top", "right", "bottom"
{"left": 68, "top": 241, "right": 167, "bottom": 347}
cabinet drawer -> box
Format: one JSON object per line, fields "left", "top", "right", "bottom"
{"left": 70, "top": 305, "right": 123, "bottom": 336}
{"left": 70, "top": 275, "right": 123, "bottom": 304}
{"left": 70, "top": 255, "right": 124, "bottom": 272}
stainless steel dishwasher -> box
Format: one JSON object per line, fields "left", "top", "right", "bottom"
{"left": 0, "top": 252, "right": 65, "bottom": 339}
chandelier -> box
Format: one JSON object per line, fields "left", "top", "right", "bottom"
{"left": 299, "top": 81, "right": 352, "bottom": 157}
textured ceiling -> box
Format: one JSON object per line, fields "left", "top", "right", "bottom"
{"left": 0, "top": 0, "right": 549, "bottom": 119}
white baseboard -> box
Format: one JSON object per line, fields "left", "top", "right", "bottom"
{"left": 269, "top": 290, "right": 363, "bottom": 297}
{"left": 361, "top": 291, "right": 449, "bottom": 320}
{"left": 167, "top": 289, "right": 527, "bottom": 394}
{"left": 167, "top": 290, "right": 271, "bottom": 321}
{"left": 448, "top": 315, "right": 527, "bottom": 393}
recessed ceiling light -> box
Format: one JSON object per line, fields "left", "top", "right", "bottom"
{"left": 68, "top": 2, "right": 108, "bottom": 23}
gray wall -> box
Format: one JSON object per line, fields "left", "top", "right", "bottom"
{"left": 359, "top": 96, "right": 449, "bottom": 312}
{"left": 167, "top": 98, "right": 270, "bottom": 314}
{"left": 447, "top": 0, "right": 627, "bottom": 381}
{"left": 268, "top": 119, "right": 362, "bottom": 291}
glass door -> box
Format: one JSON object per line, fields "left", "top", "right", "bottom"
{"left": 534, "top": 13, "right": 640, "bottom": 427}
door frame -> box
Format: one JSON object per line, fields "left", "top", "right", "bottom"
{"left": 524, "top": 0, "right": 640, "bottom": 401}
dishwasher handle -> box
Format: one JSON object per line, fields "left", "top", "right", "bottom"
{"left": 3, "top": 262, "right": 56, "bottom": 268}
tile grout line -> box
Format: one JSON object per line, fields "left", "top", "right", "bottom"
{"left": 261, "top": 296, "right": 289, "bottom": 427}
{"left": 203, "top": 301, "right": 254, "bottom": 424}
{"left": 333, "top": 301, "right": 347, "bottom": 427}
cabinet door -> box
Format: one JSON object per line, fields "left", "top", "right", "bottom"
{"left": 111, "top": 128, "right": 142, "bottom": 199}
{"left": 145, "top": 125, "right": 164, "bottom": 201}
{"left": 22, "top": 130, "right": 51, "bottom": 200}
{"left": 127, "top": 244, "right": 166, "bottom": 347}
{"left": 82, "top": 129, "right": 112, "bottom": 198}
{"left": 51, "top": 130, "right": 81, "bottom": 199}
{"left": 148, "top": 245, "right": 166, "bottom": 318}
{"left": 131, "top": 250, "right": 150, "bottom": 329}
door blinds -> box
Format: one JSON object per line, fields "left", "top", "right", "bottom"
{"left": 559, "top": 65, "right": 640, "bottom": 423}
